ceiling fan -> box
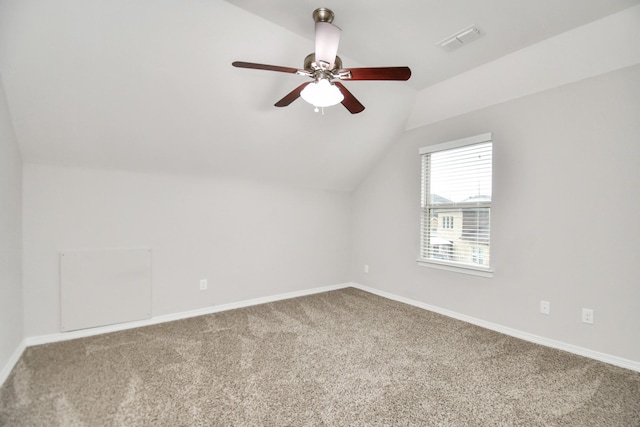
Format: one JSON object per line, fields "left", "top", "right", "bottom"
{"left": 232, "top": 7, "right": 411, "bottom": 114}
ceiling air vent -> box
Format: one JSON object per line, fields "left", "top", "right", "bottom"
{"left": 438, "top": 25, "right": 481, "bottom": 52}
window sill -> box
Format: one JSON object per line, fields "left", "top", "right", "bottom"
{"left": 416, "top": 259, "right": 494, "bottom": 278}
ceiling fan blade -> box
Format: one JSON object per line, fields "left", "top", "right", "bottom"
{"left": 334, "top": 82, "right": 365, "bottom": 114}
{"left": 275, "top": 82, "right": 312, "bottom": 107}
{"left": 232, "top": 61, "right": 300, "bottom": 74}
{"left": 341, "top": 67, "right": 411, "bottom": 81}
{"left": 315, "top": 22, "right": 341, "bottom": 69}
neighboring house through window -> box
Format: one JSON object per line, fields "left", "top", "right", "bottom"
{"left": 419, "top": 133, "right": 493, "bottom": 276}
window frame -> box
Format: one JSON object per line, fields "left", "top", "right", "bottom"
{"left": 417, "top": 133, "right": 494, "bottom": 278}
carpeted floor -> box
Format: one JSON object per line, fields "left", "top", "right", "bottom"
{"left": 1, "top": 287, "right": 639, "bottom": 426}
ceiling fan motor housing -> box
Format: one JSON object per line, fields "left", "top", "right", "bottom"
{"left": 304, "top": 53, "right": 343, "bottom": 74}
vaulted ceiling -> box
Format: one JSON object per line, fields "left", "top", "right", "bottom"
{"left": 1, "top": 0, "right": 638, "bottom": 190}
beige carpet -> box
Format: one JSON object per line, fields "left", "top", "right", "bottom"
{"left": 1, "top": 287, "right": 639, "bottom": 426}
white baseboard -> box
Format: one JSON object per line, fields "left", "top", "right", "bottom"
{"left": 350, "top": 282, "right": 640, "bottom": 373}
{"left": 5, "top": 280, "right": 637, "bottom": 388}
{"left": 25, "top": 282, "right": 351, "bottom": 347}
{"left": 0, "top": 339, "right": 27, "bottom": 387}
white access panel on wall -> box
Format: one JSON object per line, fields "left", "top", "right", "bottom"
{"left": 60, "top": 248, "right": 152, "bottom": 332}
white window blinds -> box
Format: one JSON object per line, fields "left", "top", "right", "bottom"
{"left": 419, "top": 133, "right": 493, "bottom": 271}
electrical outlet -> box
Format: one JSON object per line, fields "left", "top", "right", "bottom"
{"left": 364, "top": 264, "right": 369, "bottom": 274}
{"left": 539, "top": 300, "right": 550, "bottom": 315}
{"left": 582, "top": 308, "right": 594, "bottom": 324}
{"left": 199, "top": 279, "right": 208, "bottom": 291}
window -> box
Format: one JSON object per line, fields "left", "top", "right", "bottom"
{"left": 472, "top": 247, "right": 484, "bottom": 265}
{"left": 442, "top": 216, "right": 454, "bottom": 229}
{"left": 419, "top": 133, "right": 493, "bottom": 275}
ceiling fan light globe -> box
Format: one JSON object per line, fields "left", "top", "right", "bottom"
{"left": 300, "top": 79, "right": 344, "bottom": 107}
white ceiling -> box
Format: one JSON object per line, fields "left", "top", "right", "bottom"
{"left": 1, "top": 0, "right": 638, "bottom": 191}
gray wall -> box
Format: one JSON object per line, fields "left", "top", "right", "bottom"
{"left": 352, "top": 64, "right": 640, "bottom": 362}
{"left": 8, "top": 63, "right": 640, "bottom": 368}
{"left": 0, "top": 77, "right": 23, "bottom": 371}
{"left": 23, "top": 165, "right": 351, "bottom": 336}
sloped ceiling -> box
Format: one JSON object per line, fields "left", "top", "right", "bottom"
{"left": 0, "top": 0, "right": 638, "bottom": 191}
